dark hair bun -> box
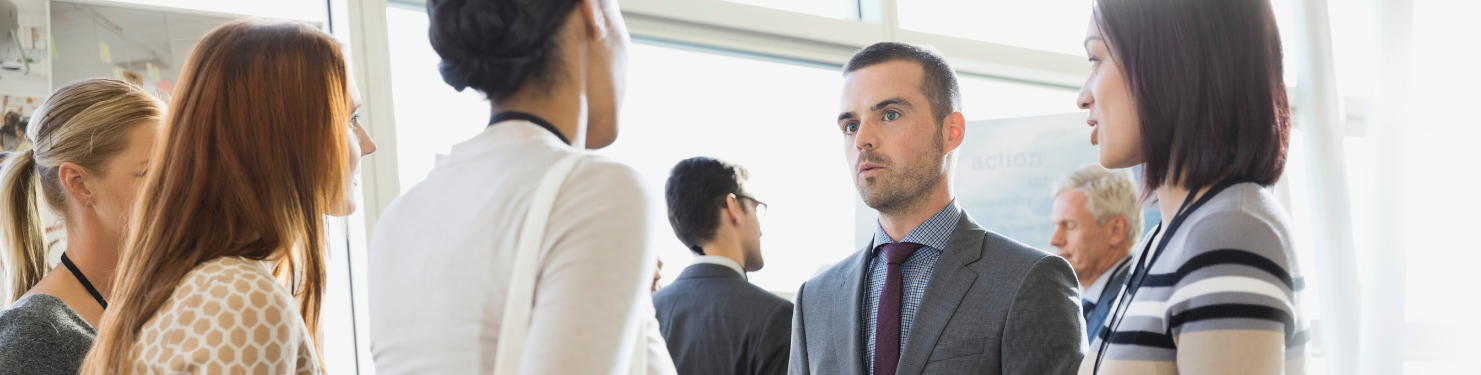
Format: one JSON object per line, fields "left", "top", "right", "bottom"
{"left": 427, "top": 0, "right": 583, "bottom": 98}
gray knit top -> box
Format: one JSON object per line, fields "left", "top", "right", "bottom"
{"left": 0, "top": 294, "right": 96, "bottom": 375}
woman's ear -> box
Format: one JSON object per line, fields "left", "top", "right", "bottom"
{"left": 58, "top": 162, "right": 94, "bottom": 206}
{"left": 578, "top": 0, "right": 609, "bottom": 41}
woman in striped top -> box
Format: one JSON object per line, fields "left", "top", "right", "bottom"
{"left": 1074, "top": 0, "right": 1306, "bottom": 374}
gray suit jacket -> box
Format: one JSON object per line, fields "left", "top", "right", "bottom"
{"left": 655, "top": 263, "right": 794, "bottom": 375}
{"left": 789, "top": 214, "right": 1085, "bottom": 375}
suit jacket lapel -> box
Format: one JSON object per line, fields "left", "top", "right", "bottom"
{"left": 827, "top": 239, "right": 875, "bottom": 375}
{"left": 895, "top": 214, "right": 986, "bottom": 375}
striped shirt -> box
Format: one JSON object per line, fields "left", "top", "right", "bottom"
{"left": 862, "top": 201, "right": 962, "bottom": 375}
{"left": 1081, "top": 183, "right": 1308, "bottom": 375}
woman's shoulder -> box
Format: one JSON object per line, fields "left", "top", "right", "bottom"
{"left": 1174, "top": 183, "right": 1295, "bottom": 263}
{"left": 156, "top": 256, "right": 300, "bottom": 331}
{"left": 176, "top": 257, "right": 285, "bottom": 294}
{"left": 0, "top": 294, "right": 94, "bottom": 335}
{"left": 134, "top": 256, "right": 315, "bottom": 372}
{"left": 0, "top": 294, "right": 94, "bottom": 372}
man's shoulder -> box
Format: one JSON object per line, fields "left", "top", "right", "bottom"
{"left": 656, "top": 276, "right": 791, "bottom": 307}
{"left": 966, "top": 226, "right": 1058, "bottom": 268}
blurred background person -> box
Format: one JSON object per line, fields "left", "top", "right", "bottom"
{"left": 1, "top": 111, "right": 26, "bottom": 152}
{"left": 368, "top": 0, "right": 676, "bottom": 373}
{"left": 655, "top": 156, "right": 792, "bottom": 375}
{"left": 79, "top": 19, "right": 375, "bottom": 373}
{"left": 0, "top": 78, "right": 163, "bottom": 375}
{"left": 1077, "top": 0, "right": 1305, "bottom": 373}
{"left": 1047, "top": 163, "right": 1141, "bottom": 344}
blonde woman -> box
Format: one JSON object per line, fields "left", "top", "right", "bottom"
{"left": 79, "top": 19, "right": 375, "bottom": 374}
{"left": 0, "top": 79, "right": 164, "bottom": 375}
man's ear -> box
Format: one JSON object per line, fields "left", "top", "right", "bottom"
{"left": 943, "top": 111, "right": 966, "bottom": 154}
{"left": 1106, "top": 215, "right": 1129, "bottom": 247}
{"left": 577, "top": 0, "right": 609, "bottom": 41}
{"left": 58, "top": 162, "right": 93, "bottom": 206}
{"left": 722, "top": 194, "right": 743, "bottom": 226}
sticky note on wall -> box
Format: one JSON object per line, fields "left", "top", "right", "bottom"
{"left": 100, "top": 42, "right": 112, "bottom": 63}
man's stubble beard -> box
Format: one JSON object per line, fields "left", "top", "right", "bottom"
{"left": 855, "top": 132, "right": 947, "bottom": 217}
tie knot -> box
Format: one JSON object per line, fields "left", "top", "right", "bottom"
{"left": 881, "top": 242, "right": 924, "bottom": 264}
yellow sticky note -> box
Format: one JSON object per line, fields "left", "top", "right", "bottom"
{"left": 99, "top": 42, "right": 112, "bottom": 63}
{"left": 147, "top": 62, "right": 160, "bottom": 80}
{"left": 113, "top": 66, "right": 125, "bottom": 79}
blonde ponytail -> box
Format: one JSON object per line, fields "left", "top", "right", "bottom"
{"left": 1, "top": 149, "right": 46, "bottom": 304}
{"left": 0, "top": 78, "right": 164, "bottom": 305}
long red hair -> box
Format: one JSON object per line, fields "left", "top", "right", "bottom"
{"left": 81, "top": 19, "right": 352, "bottom": 373}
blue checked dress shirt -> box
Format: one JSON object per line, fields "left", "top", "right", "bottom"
{"left": 863, "top": 201, "right": 962, "bottom": 374}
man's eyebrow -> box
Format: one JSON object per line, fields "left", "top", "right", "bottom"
{"left": 872, "top": 98, "right": 910, "bottom": 111}
{"left": 838, "top": 111, "right": 855, "bottom": 122}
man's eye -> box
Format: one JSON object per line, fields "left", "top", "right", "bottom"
{"left": 844, "top": 122, "right": 859, "bottom": 134}
{"left": 884, "top": 111, "right": 900, "bottom": 121}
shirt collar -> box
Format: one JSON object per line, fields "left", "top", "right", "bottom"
{"left": 692, "top": 255, "right": 746, "bottom": 278}
{"left": 1083, "top": 254, "right": 1134, "bottom": 304}
{"left": 872, "top": 200, "right": 963, "bottom": 251}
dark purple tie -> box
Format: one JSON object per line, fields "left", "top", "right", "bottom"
{"left": 874, "top": 242, "right": 924, "bottom": 375}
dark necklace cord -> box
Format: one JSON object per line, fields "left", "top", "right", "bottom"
{"left": 59, "top": 253, "right": 108, "bottom": 310}
{"left": 490, "top": 111, "right": 570, "bottom": 145}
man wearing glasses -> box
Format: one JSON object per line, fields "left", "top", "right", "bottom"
{"left": 653, "top": 156, "right": 791, "bottom": 375}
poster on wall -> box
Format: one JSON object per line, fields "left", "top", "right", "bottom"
{"left": 854, "top": 112, "right": 1158, "bottom": 252}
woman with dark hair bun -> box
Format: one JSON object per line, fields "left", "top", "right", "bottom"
{"left": 1076, "top": 0, "right": 1306, "bottom": 374}
{"left": 369, "top": 0, "right": 674, "bottom": 374}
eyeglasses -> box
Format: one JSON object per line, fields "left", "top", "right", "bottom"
{"left": 736, "top": 194, "right": 768, "bottom": 220}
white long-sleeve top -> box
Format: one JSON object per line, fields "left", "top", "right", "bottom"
{"left": 369, "top": 120, "right": 664, "bottom": 374}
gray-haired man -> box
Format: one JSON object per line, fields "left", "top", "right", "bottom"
{"left": 1048, "top": 164, "right": 1143, "bottom": 343}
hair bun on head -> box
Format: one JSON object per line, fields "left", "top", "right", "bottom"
{"left": 438, "top": 53, "right": 541, "bottom": 94}
{"left": 426, "top": 0, "right": 582, "bottom": 98}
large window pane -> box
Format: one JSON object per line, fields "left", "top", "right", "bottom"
{"left": 596, "top": 43, "right": 851, "bottom": 296}
{"left": 958, "top": 75, "right": 1078, "bottom": 121}
{"left": 386, "top": 7, "right": 488, "bottom": 191}
{"left": 897, "top": 0, "right": 1092, "bottom": 56}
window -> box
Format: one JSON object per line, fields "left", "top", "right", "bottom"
{"left": 385, "top": 6, "right": 488, "bottom": 191}
{"left": 957, "top": 75, "right": 1079, "bottom": 121}
{"left": 594, "top": 43, "right": 852, "bottom": 296}
{"left": 896, "top": 0, "right": 1092, "bottom": 56}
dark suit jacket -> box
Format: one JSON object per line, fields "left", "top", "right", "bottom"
{"left": 654, "top": 263, "right": 794, "bottom": 375}
{"left": 789, "top": 214, "right": 1085, "bottom": 375}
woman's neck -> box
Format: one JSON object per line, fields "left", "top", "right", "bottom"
{"left": 490, "top": 77, "right": 587, "bottom": 148}
{"left": 62, "top": 215, "right": 120, "bottom": 298}
{"left": 1154, "top": 179, "right": 1223, "bottom": 227}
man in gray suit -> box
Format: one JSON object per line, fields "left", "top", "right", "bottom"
{"left": 656, "top": 157, "right": 793, "bottom": 375}
{"left": 789, "top": 42, "right": 1085, "bottom": 375}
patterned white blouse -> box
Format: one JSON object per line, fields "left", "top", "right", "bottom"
{"left": 124, "top": 256, "right": 320, "bottom": 374}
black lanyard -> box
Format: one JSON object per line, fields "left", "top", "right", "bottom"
{"left": 490, "top": 111, "right": 570, "bottom": 145}
{"left": 1091, "top": 179, "right": 1246, "bottom": 374}
{"left": 59, "top": 253, "right": 108, "bottom": 310}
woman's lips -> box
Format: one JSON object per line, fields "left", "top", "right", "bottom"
{"left": 1088, "top": 119, "right": 1100, "bottom": 146}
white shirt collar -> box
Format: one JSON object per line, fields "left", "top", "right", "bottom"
{"left": 1083, "top": 254, "right": 1134, "bottom": 304}
{"left": 692, "top": 255, "right": 746, "bottom": 277}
